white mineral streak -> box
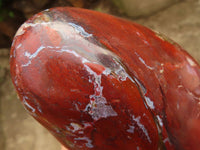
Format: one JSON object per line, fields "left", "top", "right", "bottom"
{"left": 187, "top": 57, "right": 196, "bottom": 67}
{"left": 163, "top": 137, "right": 170, "bottom": 144}
{"left": 67, "top": 123, "right": 83, "bottom": 133}
{"left": 113, "top": 62, "right": 129, "bottom": 81}
{"left": 134, "top": 78, "right": 155, "bottom": 110}
{"left": 22, "top": 95, "right": 42, "bottom": 114}
{"left": 16, "top": 43, "right": 22, "bottom": 49}
{"left": 133, "top": 52, "right": 155, "bottom": 110}
{"left": 74, "top": 137, "right": 93, "bottom": 148}
{"left": 83, "top": 63, "right": 118, "bottom": 120}
{"left": 156, "top": 115, "right": 163, "bottom": 127}
{"left": 59, "top": 49, "right": 87, "bottom": 60}
{"left": 68, "top": 23, "right": 92, "bottom": 38}
{"left": 138, "top": 56, "right": 153, "bottom": 70}
{"left": 23, "top": 96, "right": 35, "bottom": 113}
{"left": 24, "top": 46, "right": 45, "bottom": 59}
{"left": 135, "top": 52, "right": 153, "bottom": 70}
{"left": 136, "top": 31, "right": 150, "bottom": 46}
{"left": 66, "top": 122, "right": 92, "bottom": 134}
{"left": 11, "top": 43, "right": 22, "bottom": 58}
{"left": 22, "top": 46, "right": 45, "bottom": 67}
{"left": 132, "top": 115, "right": 152, "bottom": 143}
{"left": 127, "top": 124, "right": 135, "bottom": 133}
{"left": 144, "top": 96, "right": 155, "bottom": 109}
{"left": 22, "top": 61, "right": 32, "bottom": 67}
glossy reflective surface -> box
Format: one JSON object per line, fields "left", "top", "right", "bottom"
{"left": 10, "top": 7, "right": 200, "bottom": 150}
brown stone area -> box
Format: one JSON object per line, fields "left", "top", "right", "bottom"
{"left": 0, "top": 0, "right": 200, "bottom": 150}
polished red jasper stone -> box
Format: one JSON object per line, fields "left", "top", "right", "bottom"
{"left": 10, "top": 7, "right": 200, "bottom": 150}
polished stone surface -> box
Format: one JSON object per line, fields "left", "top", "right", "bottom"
{"left": 10, "top": 7, "right": 200, "bottom": 150}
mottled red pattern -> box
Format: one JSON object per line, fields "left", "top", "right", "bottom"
{"left": 10, "top": 7, "right": 200, "bottom": 150}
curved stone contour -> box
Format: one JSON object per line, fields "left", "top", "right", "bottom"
{"left": 10, "top": 7, "right": 200, "bottom": 150}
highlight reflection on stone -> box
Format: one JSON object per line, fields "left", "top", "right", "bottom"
{"left": 10, "top": 7, "right": 200, "bottom": 150}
